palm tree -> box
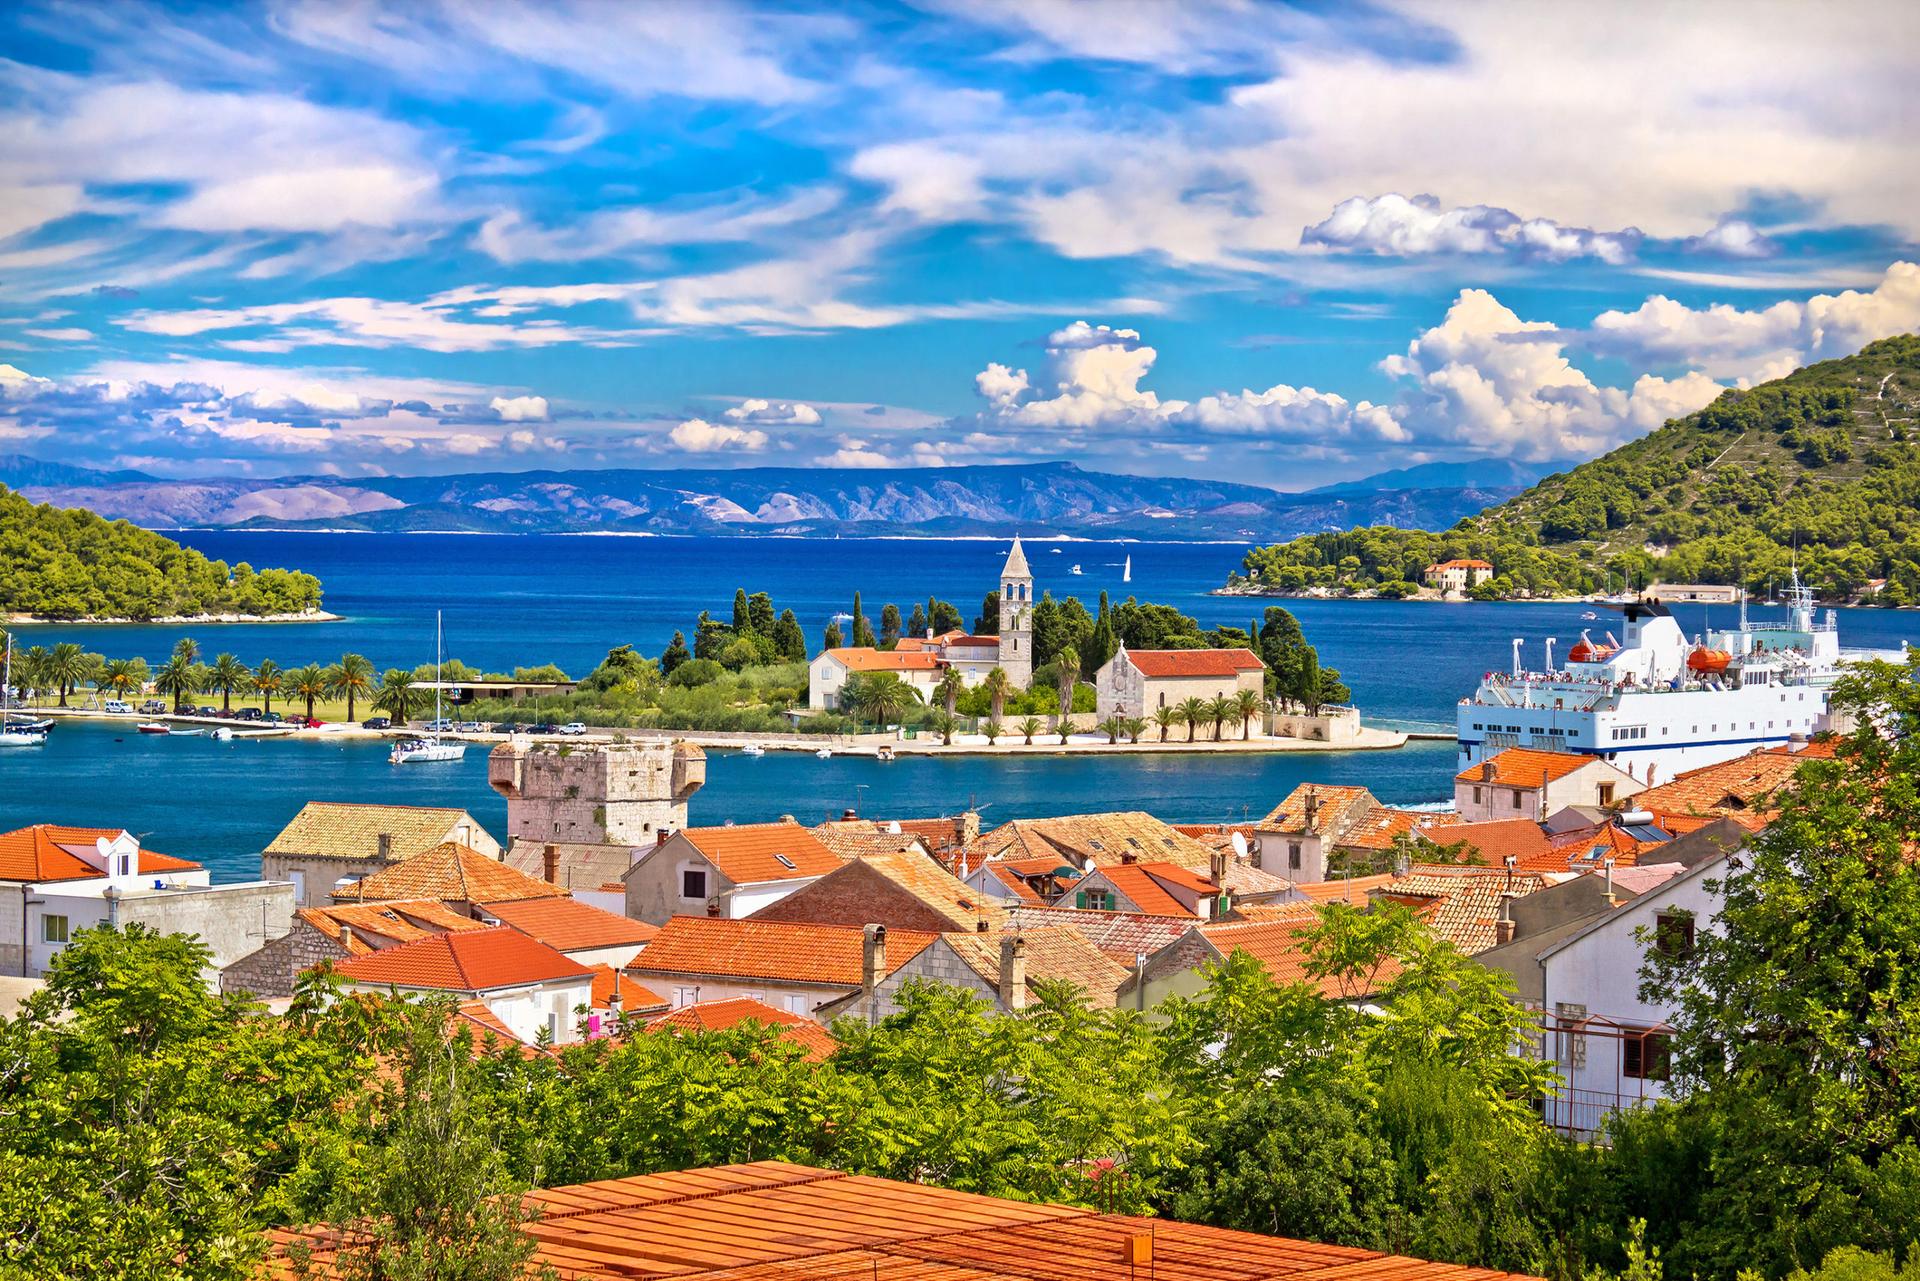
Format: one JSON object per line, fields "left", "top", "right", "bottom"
{"left": 983, "top": 718, "right": 1003, "bottom": 746}
{"left": 934, "top": 667, "right": 965, "bottom": 718}
{"left": 844, "top": 671, "right": 915, "bottom": 727}
{"left": 1151, "top": 706, "right": 1177, "bottom": 742}
{"left": 1017, "top": 716, "right": 1042, "bottom": 746}
{"left": 330, "top": 653, "right": 375, "bottom": 722}
{"left": 155, "top": 654, "right": 197, "bottom": 713}
{"left": 930, "top": 710, "right": 957, "bottom": 746}
{"left": 1098, "top": 715, "right": 1125, "bottom": 745}
{"left": 17, "top": 646, "right": 50, "bottom": 706}
{"left": 1213, "top": 695, "right": 1244, "bottom": 745}
{"left": 46, "top": 642, "right": 88, "bottom": 708}
{"left": 98, "top": 657, "right": 146, "bottom": 701}
{"left": 373, "top": 668, "right": 421, "bottom": 724}
{"left": 171, "top": 636, "right": 201, "bottom": 665}
{"left": 1234, "top": 688, "right": 1264, "bottom": 740}
{"left": 206, "top": 653, "right": 250, "bottom": 713}
{"left": 982, "top": 666, "right": 1011, "bottom": 722}
{"left": 1124, "top": 716, "right": 1148, "bottom": 744}
{"left": 1178, "top": 696, "right": 1209, "bottom": 743}
{"left": 1053, "top": 647, "right": 1079, "bottom": 723}
{"left": 253, "top": 659, "right": 284, "bottom": 714}
{"left": 289, "top": 663, "right": 329, "bottom": 723}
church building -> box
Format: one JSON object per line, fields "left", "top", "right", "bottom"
{"left": 807, "top": 537, "right": 1037, "bottom": 711}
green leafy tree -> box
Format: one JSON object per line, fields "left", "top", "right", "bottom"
{"left": 1234, "top": 687, "right": 1264, "bottom": 739}
{"left": 983, "top": 717, "right": 1003, "bottom": 745}
{"left": 934, "top": 667, "right": 965, "bottom": 718}
{"left": 1178, "top": 695, "right": 1209, "bottom": 743}
{"left": 879, "top": 603, "right": 902, "bottom": 647}
{"left": 1152, "top": 705, "right": 1178, "bottom": 742}
{"left": 851, "top": 591, "right": 876, "bottom": 649}
{"left": 822, "top": 621, "right": 843, "bottom": 650}
{"left": 373, "top": 669, "right": 421, "bottom": 724}
{"left": 329, "top": 653, "right": 375, "bottom": 721}
{"left": 45, "top": 641, "right": 88, "bottom": 707}
{"left": 1208, "top": 693, "right": 1237, "bottom": 741}
{"left": 172, "top": 636, "right": 201, "bottom": 665}
{"left": 252, "top": 658, "right": 283, "bottom": 714}
{"left": 771, "top": 610, "right": 807, "bottom": 661}
{"left": 288, "top": 663, "right": 329, "bottom": 722}
{"left": 1097, "top": 715, "right": 1124, "bottom": 745}
{"left": 982, "top": 666, "right": 1011, "bottom": 722}
{"left": 1017, "top": 715, "right": 1042, "bottom": 746}
{"left": 660, "top": 630, "right": 692, "bottom": 675}
{"left": 929, "top": 710, "right": 958, "bottom": 746}
{"left": 97, "top": 656, "right": 147, "bottom": 701}
{"left": 843, "top": 671, "right": 915, "bottom": 726}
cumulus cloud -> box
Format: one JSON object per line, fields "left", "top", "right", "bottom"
{"left": 723, "top": 398, "right": 820, "bottom": 426}
{"left": 490, "top": 394, "right": 550, "bottom": 421}
{"left": 1172, "top": 384, "right": 1407, "bottom": 442}
{"left": 1581, "top": 260, "right": 1920, "bottom": 378}
{"left": 1682, "top": 219, "right": 1776, "bottom": 259}
{"left": 668, "top": 417, "right": 768, "bottom": 453}
{"left": 1380, "top": 290, "right": 1724, "bottom": 459}
{"left": 1302, "top": 194, "right": 1642, "bottom": 264}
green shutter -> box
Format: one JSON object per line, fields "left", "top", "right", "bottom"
{"left": 1075, "top": 890, "right": 1087, "bottom": 909}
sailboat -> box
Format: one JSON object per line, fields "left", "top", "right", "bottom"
{"left": 1122, "top": 554, "right": 1131, "bottom": 583}
{"left": 390, "top": 611, "right": 467, "bottom": 765}
{"left": 0, "top": 636, "right": 49, "bottom": 748}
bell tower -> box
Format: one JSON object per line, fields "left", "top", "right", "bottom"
{"left": 998, "top": 535, "right": 1033, "bottom": 689}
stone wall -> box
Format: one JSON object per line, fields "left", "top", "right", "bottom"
{"left": 262, "top": 853, "right": 391, "bottom": 907}
{"left": 490, "top": 740, "right": 705, "bottom": 846}
{"left": 221, "top": 917, "right": 348, "bottom": 998}
{"left": 117, "top": 881, "right": 295, "bottom": 974}
{"left": 1269, "top": 706, "right": 1363, "bottom": 744}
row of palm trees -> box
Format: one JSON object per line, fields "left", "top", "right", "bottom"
{"left": 6, "top": 636, "right": 420, "bottom": 724}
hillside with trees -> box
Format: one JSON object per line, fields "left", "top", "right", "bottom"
{"left": 1230, "top": 335, "right": 1920, "bottom": 602}
{"left": 0, "top": 484, "right": 323, "bottom": 619}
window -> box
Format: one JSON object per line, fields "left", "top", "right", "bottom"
{"left": 1472, "top": 786, "right": 1483, "bottom": 803}
{"left": 41, "top": 914, "right": 69, "bottom": 945}
{"left": 1597, "top": 783, "right": 1616, "bottom": 806}
{"left": 1622, "top": 1029, "right": 1671, "bottom": 1081}
{"left": 671, "top": 986, "right": 698, "bottom": 1008}
{"left": 1083, "top": 889, "right": 1113, "bottom": 911}
{"left": 1511, "top": 789, "right": 1524, "bottom": 809}
{"left": 1654, "top": 910, "right": 1696, "bottom": 960}
{"left": 774, "top": 852, "right": 797, "bottom": 870}
{"left": 680, "top": 867, "right": 708, "bottom": 900}
{"left": 1288, "top": 841, "right": 1303, "bottom": 870}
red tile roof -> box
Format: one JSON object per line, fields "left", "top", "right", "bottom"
{"left": 1428, "top": 558, "right": 1494, "bottom": 570}
{"left": 272, "top": 1160, "right": 1545, "bottom": 1281}
{"left": 1201, "top": 918, "right": 1404, "bottom": 998}
{"left": 647, "top": 998, "right": 838, "bottom": 1060}
{"left": 1634, "top": 747, "right": 1810, "bottom": 826}
{"left": 1455, "top": 747, "right": 1609, "bottom": 788}
{"left": 478, "top": 896, "right": 656, "bottom": 952}
{"left": 589, "top": 965, "right": 667, "bottom": 1014}
{"left": 1426, "top": 817, "right": 1555, "bottom": 865}
{"left": 1119, "top": 647, "right": 1265, "bottom": 679}
{"left": 297, "top": 899, "right": 488, "bottom": 956}
{"left": 0, "top": 824, "right": 199, "bottom": 883}
{"left": 1077, "top": 861, "right": 1217, "bottom": 917}
{"left": 332, "top": 842, "right": 566, "bottom": 904}
{"left": 327, "top": 927, "right": 592, "bottom": 993}
{"left": 823, "top": 647, "right": 943, "bottom": 672}
{"left": 629, "top": 916, "right": 938, "bottom": 987}
{"left": 675, "top": 821, "right": 845, "bottom": 884}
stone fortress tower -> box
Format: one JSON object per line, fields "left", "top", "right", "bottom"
{"left": 488, "top": 738, "right": 705, "bottom": 848}
{"left": 998, "top": 535, "right": 1034, "bottom": 689}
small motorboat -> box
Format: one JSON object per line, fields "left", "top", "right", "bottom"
{"left": 741, "top": 743, "right": 765, "bottom": 757}
{"left": 875, "top": 744, "right": 895, "bottom": 761}
{"left": 815, "top": 747, "right": 833, "bottom": 759}
{"left": 1069, "top": 563, "right": 1083, "bottom": 575}
{"left": 137, "top": 722, "right": 172, "bottom": 735}
{"left": 211, "top": 727, "right": 234, "bottom": 741}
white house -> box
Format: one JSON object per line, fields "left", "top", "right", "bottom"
{"left": 1423, "top": 559, "right": 1494, "bottom": 592}
{"left": 807, "top": 647, "right": 946, "bottom": 711}
{"left": 622, "top": 820, "right": 845, "bottom": 925}
{"left": 1093, "top": 645, "right": 1266, "bottom": 726}
{"left": 326, "top": 926, "right": 597, "bottom": 1046}
{"left": 1531, "top": 847, "right": 1733, "bottom": 1137}
{"left": 1454, "top": 747, "right": 1643, "bottom": 823}
{"left": 0, "top": 824, "right": 293, "bottom": 983}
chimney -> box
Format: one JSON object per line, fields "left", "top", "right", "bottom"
{"left": 843, "top": 808, "right": 858, "bottom": 821}
{"left": 1482, "top": 759, "right": 1497, "bottom": 783}
{"left": 957, "top": 810, "right": 981, "bottom": 847}
{"left": 1604, "top": 857, "right": 1617, "bottom": 903}
{"left": 1208, "top": 849, "right": 1227, "bottom": 885}
{"left": 998, "top": 935, "right": 1027, "bottom": 1011}
{"left": 976, "top": 917, "right": 989, "bottom": 932}
{"left": 862, "top": 923, "right": 888, "bottom": 994}
{"left": 705, "top": 895, "right": 721, "bottom": 918}
{"left": 338, "top": 923, "right": 354, "bottom": 950}
{"left": 541, "top": 843, "right": 560, "bottom": 884}
{"left": 607, "top": 972, "right": 624, "bottom": 1019}
{"left": 1303, "top": 787, "right": 1320, "bottom": 829}
{"left": 1494, "top": 893, "right": 1517, "bottom": 946}
{"left": 375, "top": 832, "right": 393, "bottom": 862}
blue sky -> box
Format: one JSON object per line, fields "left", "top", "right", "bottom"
{"left": 1, "top": 0, "right": 1917, "bottom": 489}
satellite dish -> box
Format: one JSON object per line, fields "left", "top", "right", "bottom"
{"left": 1230, "top": 832, "right": 1249, "bottom": 859}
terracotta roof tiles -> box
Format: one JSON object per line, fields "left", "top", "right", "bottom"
{"left": 589, "top": 965, "right": 667, "bottom": 1014}
{"left": 943, "top": 928, "right": 1131, "bottom": 1007}
{"left": 264, "top": 802, "right": 485, "bottom": 861}
{"left": 1200, "top": 918, "right": 1404, "bottom": 998}
{"left": 328, "top": 927, "right": 592, "bottom": 993}
{"left": 298, "top": 899, "right": 488, "bottom": 955}
{"left": 1455, "top": 747, "right": 1610, "bottom": 788}
{"left": 1119, "top": 647, "right": 1265, "bottom": 679}
{"left": 1635, "top": 747, "right": 1811, "bottom": 826}
{"left": 629, "top": 916, "right": 939, "bottom": 987}
{"left": 478, "top": 896, "right": 656, "bottom": 952}
{"left": 0, "top": 824, "right": 199, "bottom": 883}
{"left": 333, "top": 842, "right": 566, "bottom": 904}
{"left": 674, "top": 821, "right": 845, "bottom": 884}
{"left": 823, "top": 647, "right": 944, "bottom": 672}
{"left": 647, "top": 998, "right": 838, "bottom": 1060}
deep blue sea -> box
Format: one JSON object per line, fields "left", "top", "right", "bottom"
{"left": 4, "top": 533, "right": 1912, "bottom": 881}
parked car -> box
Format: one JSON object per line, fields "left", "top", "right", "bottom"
{"left": 102, "top": 699, "right": 133, "bottom": 715}
{"left": 456, "top": 720, "right": 485, "bottom": 733}
{"left": 262, "top": 711, "right": 283, "bottom": 724}
{"left": 297, "top": 716, "right": 325, "bottom": 728}
{"left": 362, "top": 715, "right": 392, "bottom": 729}
{"left": 195, "top": 706, "right": 219, "bottom": 717}
{"left": 559, "top": 722, "right": 588, "bottom": 735}
{"left": 529, "top": 722, "right": 560, "bottom": 735}
{"left": 424, "top": 718, "right": 455, "bottom": 733}
{"left": 139, "top": 699, "right": 167, "bottom": 715}
{"left": 234, "top": 708, "right": 263, "bottom": 721}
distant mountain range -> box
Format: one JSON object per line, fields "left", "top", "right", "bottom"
{"left": 0, "top": 458, "right": 1534, "bottom": 542}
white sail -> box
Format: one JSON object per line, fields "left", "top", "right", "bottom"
{"left": 1122, "top": 555, "right": 1131, "bottom": 583}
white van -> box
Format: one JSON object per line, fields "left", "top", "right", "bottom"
{"left": 103, "top": 699, "right": 133, "bottom": 714}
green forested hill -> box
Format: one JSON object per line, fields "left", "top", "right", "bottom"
{"left": 0, "top": 484, "right": 323, "bottom": 619}
{"left": 1233, "top": 334, "right": 1920, "bottom": 602}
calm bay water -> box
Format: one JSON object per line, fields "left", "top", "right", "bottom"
{"left": 4, "top": 533, "right": 1912, "bottom": 880}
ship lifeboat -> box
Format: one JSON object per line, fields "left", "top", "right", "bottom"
{"left": 1687, "top": 645, "right": 1732, "bottom": 674}
{"left": 1567, "top": 630, "right": 1616, "bottom": 664}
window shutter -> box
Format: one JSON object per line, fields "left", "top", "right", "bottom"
{"left": 1075, "top": 890, "right": 1087, "bottom": 909}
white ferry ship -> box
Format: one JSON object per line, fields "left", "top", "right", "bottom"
{"left": 1457, "top": 574, "right": 1904, "bottom": 786}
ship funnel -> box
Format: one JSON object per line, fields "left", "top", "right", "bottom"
{"left": 1545, "top": 638, "right": 1556, "bottom": 670}
{"left": 1511, "top": 637, "right": 1524, "bottom": 677}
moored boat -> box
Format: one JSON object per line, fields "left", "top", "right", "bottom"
{"left": 391, "top": 610, "right": 467, "bottom": 766}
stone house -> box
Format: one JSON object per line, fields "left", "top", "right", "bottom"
{"left": 850, "top": 928, "right": 1129, "bottom": 1020}
{"left": 262, "top": 802, "right": 498, "bottom": 907}
{"left": 750, "top": 847, "right": 1006, "bottom": 935}
{"left": 1454, "top": 747, "right": 1643, "bottom": 823}
{"left": 807, "top": 647, "right": 946, "bottom": 711}
{"left": 489, "top": 740, "right": 705, "bottom": 895}
{"left": 1093, "top": 645, "right": 1266, "bottom": 725}
{"left": 221, "top": 898, "right": 485, "bottom": 998}
{"left": 1, "top": 824, "right": 292, "bottom": 984}
{"left": 624, "top": 820, "right": 844, "bottom": 926}
{"left": 331, "top": 841, "right": 569, "bottom": 913}
{"left": 1423, "top": 559, "right": 1494, "bottom": 592}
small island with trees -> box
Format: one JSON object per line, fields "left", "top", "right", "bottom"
{"left": 1223, "top": 335, "right": 1920, "bottom": 604}
{"left": 0, "top": 484, "right": 327, "bottom": 622}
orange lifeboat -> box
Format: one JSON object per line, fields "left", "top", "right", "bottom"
{"left": 1687, "top": 645, "right": 1732, "bottom": 674}
{"left": 1568, "top": 630, "right": 1616, "bottom": 664}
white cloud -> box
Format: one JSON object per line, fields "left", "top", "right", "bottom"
{"left": 1302, "top": 194, "right": 1641, "bottom": 263}
{"left": 490, "top": 394, "right": 550, "bottom": 421}
{"left": 473, "top": 187, "right": 841, "bottom": 264}
{"left": 0, "top": 184, "right": 84, "bottom": 243}
{"left": 668, "top": 417, "right": 768, "bottom": 453}
{"left": 1173, "top": 384, "right": 1407, "bottom": 442}
{"left": 820, "top": 436, "right": 894, "bottom": 468}
{"left": 23, "top": 327, "right": 93, "bottom": 342}
{"left": 723, "top": 398, "right": 820, "bottom": 426}
{"left": 1381, "top": 289, "right": 1724, "bottom": 459}
{"left": 118, "top": 296, "right": 635, "bottom": 352}
{"left": 156, "top": 164, "right": 440, "bottom": 234}
{"left": 848, "top": 144, "right": 987, "bottom": 222}
{"left": 1582, "top": 260, "right": 1920, "bottom": 379}
{"left": 1683, "top": 219, "right": 1775, "bottom": 259}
